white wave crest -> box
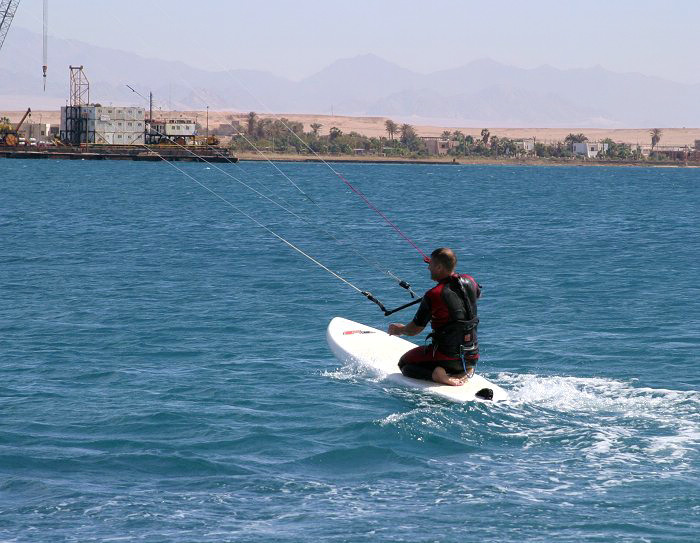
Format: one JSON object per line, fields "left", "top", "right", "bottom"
{"left": 494, "top": 372, "right": 700, "bottom": 470}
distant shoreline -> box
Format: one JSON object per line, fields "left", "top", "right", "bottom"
{"left": 235, "top": 152, "right": 700, "bottom": 168}
{"left": 4, "top": 109, "right": 700, "bottom": 147}
{"left": 2, "top": 150, "right": 697, "bottom": 168}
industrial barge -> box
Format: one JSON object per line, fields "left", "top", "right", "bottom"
{"left": 0, "top": 144, "right": 237, "bottom": 163}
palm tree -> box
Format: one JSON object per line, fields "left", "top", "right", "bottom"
{"left": 564, "top": 133, "right": 588, "bottom": 148}
{"left": 481, "top": 128, "right": 490, "bottom": 145}
{"left": 452, "top": 130, "right": 465, "bottom": 142}
{"left": 490, "top": 135, "right": 500, "bottom": 154}
{"left": 650, "top": 128, "right": 662, "bottom": 151}
{"left": 310, "top": 123, "right": 322, "bottom": 137}
{"left": 385, "top": 119, "right": 398, "bottom": 140}
{"left": 399, "top": 124, "right": 417, "bottom": 145}
{"left": 329, "top": 127, "right": 342, "bottom": 141}
{"left": 255, "top": 118, "right": 272, "bottom": 140}
{"left": 246, "top": 112, "right": 258, "bottom": 136}
{"left": 441, "top": 130, "right": 452, "bottom": 140}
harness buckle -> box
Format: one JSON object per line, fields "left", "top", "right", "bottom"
{"left": 459, "top": 345, "right": 478, "bottom": 378}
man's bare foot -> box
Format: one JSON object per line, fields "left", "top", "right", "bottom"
{"left": 432, "top": 367, "right": 468, "bottom": 386}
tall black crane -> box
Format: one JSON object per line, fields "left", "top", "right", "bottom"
{"left": 42, "top": 0, "right": 47, "bottom": 89}
{"left": 0, "top": 0, "right": 21, "bottom": 52}
{"left": 0, "top": 0, "right": 47, "bottom": 90}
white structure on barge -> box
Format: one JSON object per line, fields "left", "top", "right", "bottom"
{"left": 146, "top": 118, "right": 197, "bottom": 144}
{"left": 60, "top": 105, "right": 145, "bottom": 145}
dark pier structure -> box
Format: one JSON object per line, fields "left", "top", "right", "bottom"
{"left": 0, "top": 144, "right": 238, "bottom": 163}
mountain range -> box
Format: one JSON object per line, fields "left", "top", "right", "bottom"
{"left": 2, "top": 26, "right": 699, "bottom": 127}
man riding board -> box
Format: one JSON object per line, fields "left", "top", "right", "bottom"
{"left": 388, "top": 247, "right": 481, "bottom": 386}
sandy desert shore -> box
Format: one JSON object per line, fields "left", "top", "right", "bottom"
{"left": 3, "top": 110, "right": 700, "bottom": 148}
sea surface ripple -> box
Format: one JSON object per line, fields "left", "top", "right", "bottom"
{"left": 1, "top": 159, "right": 698, "bottom": 542}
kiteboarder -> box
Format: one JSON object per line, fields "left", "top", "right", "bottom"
{"left": 388, "top": 248, "right": 481, "bottom": 386}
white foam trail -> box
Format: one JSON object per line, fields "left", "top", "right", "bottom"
{"left": 495, "top": 372, "right": 700, "bottom": 469}
{"left": 497, "top": 372, "right": 699, "bottom": 413}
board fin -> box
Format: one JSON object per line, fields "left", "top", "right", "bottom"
{"left": 475, "top": 388, "right": 494, "bottom": 401}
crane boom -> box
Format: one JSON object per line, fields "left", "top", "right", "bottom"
{"left": 0, "top": 0, "right": 20, "bottom": 52}
{"left": 42, "top": 0, "right": 47, "bottom": 89}
{"left": 15, "top": 107, "right": 31, "bottom": 131}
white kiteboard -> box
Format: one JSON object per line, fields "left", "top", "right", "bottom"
{"left": 326, "top": 317, "right": 508, "bottom": 402}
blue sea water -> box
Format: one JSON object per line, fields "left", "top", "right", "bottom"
{"left": 1, "top": 158, "right": 699, "bottom": 542}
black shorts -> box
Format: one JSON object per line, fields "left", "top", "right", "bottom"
{"left": 397, "top": 345, "right": 466, "bottom": 381}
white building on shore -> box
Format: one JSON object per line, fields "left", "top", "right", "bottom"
{"left": 573, "top": 141, "right": 609, "bottom": 158}
{"left": 514, "top": 138, "right": 536, "bottom": 154}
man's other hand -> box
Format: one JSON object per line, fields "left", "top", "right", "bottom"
{"left": 388, "top": 323, "right": 405, "bottom": 336}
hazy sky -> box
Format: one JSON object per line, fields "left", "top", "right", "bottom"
{"left": 11, "top": 0, "right": 700, "bottom": 83}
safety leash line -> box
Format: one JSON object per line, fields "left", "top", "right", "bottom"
{"left": 229, "top": 129, "right": 317, "bottom": 204}
{"left": 226, "top": 130, "right": 420, "bottom": 291}
{"left": 332, "top": 169, "right": 430, "bottom": 262}
{"left": 142, "top": 144, "right": 367, "bottom": 296}
{"left": 125, "top": 81, "right": 415, "bottom": 289}
{"left": 139, "top": 124, "right": 418, "bottom": 297}
{"left": 217, "top": 77, "right": 430, "bottom": 262}
{"left": 141, "top": 144, "right": 417, "bottom": 314}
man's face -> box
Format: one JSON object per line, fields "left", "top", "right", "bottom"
{"left": 428, "top": 259, "right": 445, "bottom": 281}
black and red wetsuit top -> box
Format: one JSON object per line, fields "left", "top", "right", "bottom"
{"left": 412, "top": 273, "right": 481, "bottom": 357}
